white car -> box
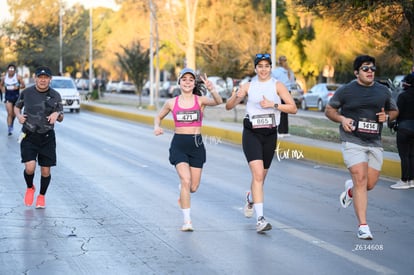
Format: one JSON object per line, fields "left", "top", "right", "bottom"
{"left": 116, "top": 81, "right": 137, "bottom": 94}
{"left": 50, "top": 76, "right": 81, "bottom": 113}
{"left": 207, "top": 76, "right": 233, "bottom": 102}
{"left": 393, "top": 75, "right": 405, "bottom": 94}
{"left": 106, "top": 80, "right": 120, "bottom": 93}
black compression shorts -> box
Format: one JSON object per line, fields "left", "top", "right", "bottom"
{"left": 242, "top": 118, "right": 277, "bottom": 169}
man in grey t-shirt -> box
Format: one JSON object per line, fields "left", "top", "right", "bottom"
{"left": 325, "top": 55, "right": 398, "bottom": 240}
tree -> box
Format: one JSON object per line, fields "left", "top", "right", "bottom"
{"left": 115, "top": 41, "right": 150, "bottom": 106}
{"left": 296, "top": 0, "right": 414, "bottom": 73}
{"left": 5, "top": 0, "right": 90, "bottom": 75}
{"left": 195, "top": 0, "right": 271, "bottom": 78}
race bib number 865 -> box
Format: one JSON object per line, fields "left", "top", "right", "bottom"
{"left": 251, "top": 114, "right": 275, "bottom": 129}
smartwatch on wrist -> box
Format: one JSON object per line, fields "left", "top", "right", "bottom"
{"left": 274, "top": 103, "right": 279, "bottom": 110}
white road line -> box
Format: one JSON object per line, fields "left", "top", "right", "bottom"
{"left": 269, "top": 218, "right": 396, "bottom": 274}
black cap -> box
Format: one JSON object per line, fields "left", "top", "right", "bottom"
{"left": 254, "top": 53, "right": 272, "bottom": 66}
{"left": 35, "top": 66, "right": 52, "bottom": 77}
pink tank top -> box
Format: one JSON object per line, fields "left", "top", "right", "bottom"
{"left": 172, "top": 95, "right": 203, "bottom": 127}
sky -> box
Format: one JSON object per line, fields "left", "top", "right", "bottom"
{"left": 0, "top": 0, "right": 119, "bottom": 22}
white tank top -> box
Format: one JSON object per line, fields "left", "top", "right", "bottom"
{"left": 4, "top": 74, "right": 20, "bottom": 91}
{"left": 245, "top": 77, "right": 281, "bottom": 126}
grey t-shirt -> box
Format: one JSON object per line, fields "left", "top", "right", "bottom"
{"left": 328, "top": 80, "right": 397, "bottom": 147}
{"left": 15, "top": 86, "right": 63, "bottom": 134}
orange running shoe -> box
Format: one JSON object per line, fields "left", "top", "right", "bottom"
{"left": 36, "top": 195, "right": 45, "bottom": 209}
{"left": 24, "top": 185, "right": 36, "bottom": 206}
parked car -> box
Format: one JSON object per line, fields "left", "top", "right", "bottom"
{"left": 301, "top": 83, "right": 342, "bottom": 111}
{"left": 207, "top": 76, "right": 233, "bottom": 102}
{"left": 376, "top": 77, "right": 400, "bottom": 102}
{"left": 75, "top": 78, "right": 90, "bottom": 93}
{"left": 142, "top": 81, "right": 154, "bottom": 96}
{"left": 142, "top": 81, "right": 167, "bottom": 96}
{"left": 289, "top": 82, "right": 304, "bottom": 107}
{"left": 50, "top": 76, "right": 81, "bottom": 113}
{"left": 106, "top": 80, "right": 120, "bottom": 93}
{"left": 116, "top": 81, "right": 137, "bottom": 94}
{"left": 170, "top": 82, "right": 181, "bottom": 97}
{"left": 160, "top": 81, "right": 176, "bottom": 97}
{"left": 392, "top": 75, "right": 405, "bottom": 90}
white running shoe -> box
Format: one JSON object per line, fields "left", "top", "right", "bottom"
{"left": 181, "top": 221, "right": 193, "bottom": 232}
{"left": 357, "top": 224, "right": 373, "bottom": 240}
{"left": 243, "top": 191, "right": 254, "bottom": 218}
{"left": 410, "top": 180, "right": 414, "bottom": 188}
{"left": 390, "top": 180, "right": 410, "bottom": 190}
{"left": 339, "top": 179, "right": 353, "bottom": 208}
{"left": 256, "top": 216, "right": 272, "bottom": 233}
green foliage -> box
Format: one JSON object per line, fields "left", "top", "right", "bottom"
{"left": 115, "top": 41, "right": 150, "bottom": 95}
{"left": 3, "top": 1, "right": 90, "bottom": 76}
{"left": 296, "top": 0, "right": 414, "bottom": 70}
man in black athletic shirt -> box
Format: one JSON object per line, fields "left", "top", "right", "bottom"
{"left": 14, "top": 66, "right": 64, "bottom": 209}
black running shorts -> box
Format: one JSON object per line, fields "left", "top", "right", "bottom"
{"left": 169, "top": 134, "right": 206, "bottom": 168}
{"left": 20, "top": 130, "right": 57, "bottom": 167}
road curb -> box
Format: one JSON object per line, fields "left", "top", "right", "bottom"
{"left": 81, "top": 103, "right": 400, "bottom": 179}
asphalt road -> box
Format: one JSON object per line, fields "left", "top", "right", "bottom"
{"left": 0, "top": 106, "right": 412, "bottom": 275}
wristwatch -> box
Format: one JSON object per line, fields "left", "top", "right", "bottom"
{"left": 274, "top": 103, "right": 279, "bottom": 110}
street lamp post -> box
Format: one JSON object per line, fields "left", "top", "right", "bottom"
{"left": 148, "top": 0, "right": 154, "bottom": 108}
{"left": 88, "top": 7, "right": 94, "bottom": 95}
{"left": 59, "top": 1, "right": 63, "bottom": 74}
{"left": 271, "top": 0, "right": 276, "bottom": 66}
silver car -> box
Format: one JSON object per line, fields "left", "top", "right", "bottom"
{"left": 50, "top": 76, "right": 81, "bottom": 113}
{"left": 301, "top": 83, "right": 342, "bottom": 111}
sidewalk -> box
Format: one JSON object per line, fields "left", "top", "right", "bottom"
{"left": 80, "top": 100, "right": 400, "bottom": 179}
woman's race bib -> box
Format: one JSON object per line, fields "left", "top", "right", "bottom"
{"left": 176, "top": 110, "right": 200, "bottom": 122}
{"left": 250, "top": 114, "right": 275, "bottom": 129}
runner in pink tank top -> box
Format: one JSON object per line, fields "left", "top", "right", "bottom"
{"left": 154, "top": 68, "right": 223, "bottom": 231}
{"left": 172, "top": 94, "right": 203, "bottom": 127}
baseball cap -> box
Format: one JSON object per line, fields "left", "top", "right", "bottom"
{"left": 35, "top": 66, "right": 52, "bottom": 77}
{"left": 178, "top": 68, "right": 196, "bottom": 84}
{"left": 254, "top": 53, "right": 272, "bottom": 66}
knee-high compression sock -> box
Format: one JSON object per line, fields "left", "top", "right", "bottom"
{"left": 24, "top": 170, "right": 34, "bottom": 188}
{"left": 40, "top": 175, "right": 51, "bottom": 195}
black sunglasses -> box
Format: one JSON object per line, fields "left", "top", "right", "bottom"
{"left": 256, "top": 53, "right": 271, "bottom": 59}
{"left": 359, "top": 65, "right": 376, "bottom": 72}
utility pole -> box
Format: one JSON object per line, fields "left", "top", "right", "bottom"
{"left": 88, "top": 7, "right": 94, "bottom": 97}
{"left": 271, "top": 0, "right": 276, "bottom": 66}
{"left": 59, "top": 0, "right": 63, "bottom": 74}
{"left": 148, "top": 0, "right": 154, "bottom": 109}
